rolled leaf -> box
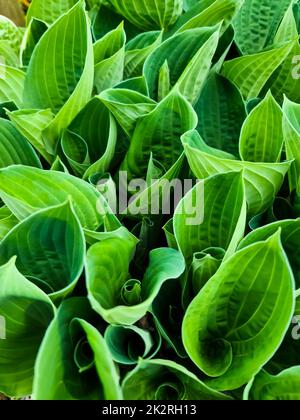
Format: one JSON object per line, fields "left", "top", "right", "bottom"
{"left": 122, "top": 359, "right": 232, "bottom": 400}
{"left": 0, "top": 201, "right": 85, "bottom": 302}
{"left": 174, "top": 171, "right": 246, "bottom": 265}
{"left": 244, "top": 367, "right": 300, "bottom": 400}
{"left": 0, "top": 166, "right": 104, "bottom": 230}
{"left": 183, "top": 231, "right": 295, "bottom": 391}
{"left": 104, "top": 324, "right": 161, "bottom": 365}
{"left": 33, "top": 298, "right": 122, "bottom": 400}
{"left": 0, "top": 258, "right": 55, "bottom": 397}
{"left": 86, "top": 237, "right": 185, "bottom": 324}
{"left": 182, "top": 130, "right": 291, "bottom": 217}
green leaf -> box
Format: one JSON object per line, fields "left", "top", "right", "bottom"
{"left": 86, "top": 237, "right": 185, "bottom": 324}
{"left": 0, "top": 64, "right": 25, "bottom": 108}
{"left": 233, "top": 0, "right": 292, "bottom": 54}
{"left": 174, "top": 26, "right": 220, "bottom": 104}
{"left": 239, "top": 91, "right": 284, "bottom": 163}
{"left": 151, "top": 278, "right": 186, "bottom": 357}
{"left": 121, "top": 89, "right": 197, "bottom": 179}
{"left": 104, "top": 324, "right": 161, "bottom": 365}
{"left": 195, "top": 71, "right": 246, "bottom": 157}
{"left": 239, "top": 218, "right": 300, "bottom": 289}
{"left": 221, "top": 41, "right": 294, "bottom": 100}
{"left": 94, "top": 23, "right": 126, "bottom": 94}
{"left": 169, "top": 0, "right": 243, "bottom": 36}
{"left": 115, "top": 75, "right": 149, "bottom": 94}
{"left": 122, "top": 359, "right": 232, "bottom": 400}
{"left": 0, "top": 258, "right": 55, "bottom": 398}
{"left": 20, "top": 18, "right": 48, "bottom": 67}
{"left": 244, "top": 367, "right": 300, "bottom": 400}
{"left": 282, "top": 96, "right": 300, "bottom": 193}
{"left": 0, "top": 208, "right": 18, "bottom": 241}
{"left": 0, "top": 15, "right": 23, "bottom": 54}
{"left": 0, "top": 118, "right": 41, "bottom": 168}
{"left": 0, "top": 166, "right": 104, "bottom": 230}
{"left": 0, "top": 41, "right": 20, "bottom": 67}
{"left": 174, "top": 171, "right": 246, "bottom": 265}
{"left": 182, "top": 130, "right": 291, "bottom": 217}
{"left": 27, "top": 0, "right": 79, "bottom": 25}
{"left": 124, "top": 153, "right": 185, "bottom": 219}
{"left": 33, "top": 298, "right": 122, "bottom": 400}
{"left": 67, "top": 97, "right": 118, "bottom": 179}
{"left": 23, "top": 0, "right": 94, "bottom": 154}
{"left": 0, "top": 201, "right": 85, "bottom": 302}
{"left": 105, "top": 0, "right": 183, "bottom": 31}
{"left": 144, "top": 26, "right": 220, "bottom": 101}
{"left": 91, "top": 3, "right": 140, "bottom": 42}
{"left": 189, "top": 248, "right": 225, "bottom": 295}
{"left": 183, "top": 231, "right": 295, "bottom": 391}
{"left": 61, "top": 130, "right": 91, "bottom": 177}
{"left": 125, "top": 31, "right": 163, "bottom": 78}
{"left": 7, "top": 108, "right": 54, "bottom": 163}
{"left": 99, "top": 88, "right": 156, "bottom": 138}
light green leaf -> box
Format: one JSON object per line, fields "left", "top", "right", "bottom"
{"left": 7, "top": 108, "right": 54, "bottom": 163}
{"left": 0, "top": 258, "right": 55, "bottom": 398}
{"left": 189, "top": 248, "right": 225, "bottom": 295}
{"left": 27, "top": 0, "right": 79, "bottom": 25}
{"left": 0, "top": 118, "right": 41, "bottom": 168}
{"left": 144, "top": 26, "right": 220, "bottom": 101}
{"left": 23, "top": 0, "right": 94, "bottom": 154}
{"left": 125, "top": 154, "right": 185, "bottom": 219}
{"left": 244, "top": 367, "right": 300, "bottom": 400}
{"left": 122, "top": 89, "right": 197, "bottom": 179}
{"left": 233, "top": 0, "right": 292, "bottom": 54}
{"left": 195, "top": 71, "right": 246, "bottom": 157}
{"left": 104, "top": 324, "right": 161, "bottom": 365}
{"left": 239, "top": 91, "right": 284, "bottom": 163}
{"left": 0, "top": 41, "right": 19, "bottom": 67}
{"left": 105, "top": 0, "right": 183, "bottom": 31}
{"left": 20, "top": 18, "right": 48, "bottom": 67}
{"left": 99, "top": 88, "right": 156, "bottom": 138}
{"left": 239, "top": 218, "right": 300, "bottom": 289}
{"left": 33, "top": 298, "right": 122, "bottom": 400}
{"left": 94, "top": 23, "right": 126, "bottom": 94}
{"left": 61, "top": 130, "right": 90, "bottom": 177}
{"left": 125, "top": 31, "right": 163, "bottom": 78}
{"left": 183, "top": 232, "right": 295, "bottom": 391}
{"left": 174, "top": 171, "right": 246, "bottom": 265}
{"left": 282, "top": 96, "right": 300, "bottom": 193}
{"left": 0, "top": 201, "right": 85, "bottom": 302}
{"left": 86, "top": 238, "right": 185, "bottom": 325}
{"left": 174, "top": 26, "right": 220, "bottom": 104}
{"left": 0, "top": 15, "right": 23, "bottom": 54}
{"left": 67, "top": 97, "right": 118, "bottom": 179}
{"left": 0, "top": 208, "right": 18, "bottom": 241}
{"left": 182, "top": 130, "right": 291, "bottom": 217}
{"left": 221, "top": 41, "right": 294, "bottom": 100}
{"left": 0, "top": 64, "right": 25, "bottom": 108}
{"left": 0, "top": 166, "right": 104, "bottom": 230}
{"left": 122, "top": 359, "right": 232, "bottom": 400}
{"left": 170, "top": 0, "right": 243, "bottom": 36}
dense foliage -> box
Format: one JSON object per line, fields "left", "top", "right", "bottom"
{"left": 0, "top": 0, "right": 300, "bottom": 401}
